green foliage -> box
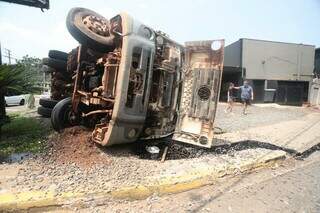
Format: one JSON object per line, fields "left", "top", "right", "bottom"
{"left": 0, "top": 114, "right": 52, "bottom": 157}
{"left": 0, "top": 55, "right": 42, "bottom": 129}
{"left": 0, "top": 64, "right": 34, "bottom": 94}
{"left": 16, "top": 55, "right": 43, "bottom": 92}
{"left": 0, "top": 56, "right": 42, "bottom": 95}
{"left": 0, "top": 56, "right": 42, "bottom": 94}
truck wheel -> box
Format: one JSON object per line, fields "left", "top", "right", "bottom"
{"left": 53, "top": 70, "right": 72, "bottom": 82}
{"left": 42, "top": 57, "right": 67, "bottom": 71}
{"left": 66, "top": 7, "right": 115, "bottom": 52}
{"left": 48, "top": 50, "right": 69, "bottom": 61}
{"left": 67, "top": 47, "right": 78, "bottom": 73}
{"left": 39, "top": 98, "right": 58, "bottom": 109}
{"left": 37, "top": 106, "right": 52, "bottom": 118}
{"left": 51, "top": 97, "right": 75, "bottom": 132}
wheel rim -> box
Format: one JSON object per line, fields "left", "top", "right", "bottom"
{"left": 63, "top": 106, "right": 78, "bottom": 127}
{"left": 82, "top": 15, "right": 109, "bottom": 37}
{"left": 62, "top": 106, "right": 72, "bottom": 127}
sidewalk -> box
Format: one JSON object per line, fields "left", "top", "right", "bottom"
{"left": 215, "top": 108, "right": 320, "bottom": 154}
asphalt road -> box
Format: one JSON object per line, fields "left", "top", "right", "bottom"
{"left": 83, "top": 152, "right": 320, "bottom": 213}
{"left": 183, "top": 154, "right": 320, "bottom": 213}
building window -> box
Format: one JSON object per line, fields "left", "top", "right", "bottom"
{"left": 265, "top": 80, "right": 278, "bottom": 90}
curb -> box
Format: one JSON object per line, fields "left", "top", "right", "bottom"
{"left": 0, "top": 152, "right": 286, "bottom": 211}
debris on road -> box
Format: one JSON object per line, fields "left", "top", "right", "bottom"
{"left": 161, "top": 146, "right": 169, "bottom": 162}
{"left": 47, "top": 127, "right": 108, "bottom": 168}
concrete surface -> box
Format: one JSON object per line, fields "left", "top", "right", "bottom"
{"left": 215, "top": 103, "right": 320, "bottom": 154}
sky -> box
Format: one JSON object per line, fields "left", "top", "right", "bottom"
{"left": 0, "top": 0, "right": 319, "bottom": 63}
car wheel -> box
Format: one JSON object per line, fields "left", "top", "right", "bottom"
{"left": 48, "top": 50, "right": 69, "bottom": 61}
{"left": 51, "top": 97, "right": 76, "bottom": 132}
{"left": 19, "top": 99, "right": 25, "bottom": 105}
{"left": 39, "top": 98, "right": 59, "bottom": 109}
{"left": 66, "top": 7, "right": 115, "bottom": 52}
{"left": 42, "top": 57, "right": 67, "bottom": 71}
{"left": 37, "top": 106, "right": 52, "bottom": 118}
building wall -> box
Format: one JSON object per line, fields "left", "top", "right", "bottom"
{"left": 224, "top": 40, "right": 242, "bottom": 68}
{"left": 242, "top": 39, "right": 315, "bottom": 82}
{"left": 315, "top": 48, "right": 320, "bottom": 77}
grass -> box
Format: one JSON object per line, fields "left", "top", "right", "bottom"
{"left": 0, "top": 113, "right": 52, "bottom": 157}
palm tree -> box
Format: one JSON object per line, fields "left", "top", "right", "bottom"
{"left": 0, "top": 64, "right": 36, "bottom": 132}
{"left": 0, "top": 55, "right": 43, "bottom": 132}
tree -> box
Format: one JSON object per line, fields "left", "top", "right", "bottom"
{"left": 16, "top": 55, "right": 43, "bottom": 93}
{"left": 0, "top": 56, "right": 42, "bottom": 132}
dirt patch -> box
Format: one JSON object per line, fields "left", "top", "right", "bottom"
{"left": 48, "top": 127, "right": 109, "bottom": 168}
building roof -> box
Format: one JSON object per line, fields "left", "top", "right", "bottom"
{"left": 240, "top": 38, "right": 315, "bottom": 47}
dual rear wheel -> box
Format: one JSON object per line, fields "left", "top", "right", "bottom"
{"left": 49, "top": 8, "right": 117, "bottom": 132}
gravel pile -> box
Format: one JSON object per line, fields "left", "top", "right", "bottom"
{"left": 4, "top": 128, "right": 234, "bottom": 195}
{"left": 5, "top": 127, "right": 168, "bottom": 194}
{"left": 46, "top": 127, "right": 108, "bottom": 168}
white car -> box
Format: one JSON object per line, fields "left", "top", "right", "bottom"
{"left": 5, "top": 95, "right": 26, "bottom": 106}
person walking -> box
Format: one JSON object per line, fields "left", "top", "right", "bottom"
{"left": 225, "top": 82, "right": 236, "bottom": 113}
{"left": 234, "top": 80, "right": 254, "bottom": 115}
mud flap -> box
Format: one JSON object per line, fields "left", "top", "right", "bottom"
{"left": 173, "top": 40, "right": 225, "bottom": 148}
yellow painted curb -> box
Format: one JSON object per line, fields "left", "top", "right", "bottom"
{"left": 0, "top": 190, "right": 84, "bottom": 211}
{"left": 111, "top": 152, "right": 285, "bottom": 199}
{"left": 0, "top": 152, "right": 285, "bottom": 211}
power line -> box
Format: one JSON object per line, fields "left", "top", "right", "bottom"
{"left": 4, "top": 48, "right": 12, "bottom": 64}
{"left": 2, "top": 48, "right": 20, "bottom": 64}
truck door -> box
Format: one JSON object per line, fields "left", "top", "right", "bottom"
{"left": 173, "top": 40, "right": 225, "bottom": 148}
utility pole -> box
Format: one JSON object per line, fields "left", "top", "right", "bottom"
{"left": 4, "top": 48, "right": 12, "bottom": 64}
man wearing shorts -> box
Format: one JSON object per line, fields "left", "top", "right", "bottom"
{"left": 235, "top": 80, "right": 254, "bottom": 115}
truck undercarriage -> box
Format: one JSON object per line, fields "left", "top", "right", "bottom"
{"left": 47, "top": 7, "right": 224, "bottom": 148}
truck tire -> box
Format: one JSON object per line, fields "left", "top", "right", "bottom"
{"left": 37, "top": 106, "right": 52, "bottom": 118}
{"left": 51, "top": 97, "right": 73, "bottom": 132}
{"left": 67, "top": 47, "right": 78, "bottom": 73}
{"left": 39, "top": 98, "right": 58, "bottom": 109}
{"left": 42, "top": 57, "right": 67, "bottom": 71}
{"left": 66, "top": 7, "right": 115, "bottom": 52}
{"left": 48, "top": 50, "right": 69, "bottom": 61}
{"left": 53, "top": 70, "right": 72, "bottom": 82}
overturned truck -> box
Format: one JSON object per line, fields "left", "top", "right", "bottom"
{"left": 49, "top": 7, "right": 224, "bottom": 148}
